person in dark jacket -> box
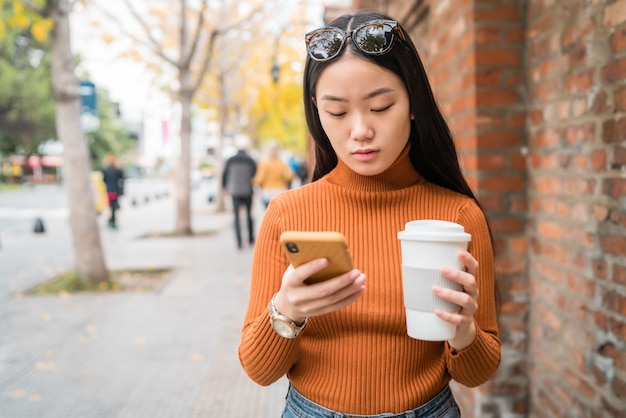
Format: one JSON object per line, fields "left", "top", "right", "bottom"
{"left": 222, "top": 136, "right": 257, "bottom": 249}
{"left": 102, "top": 153, "right": 125, "bottom": 229}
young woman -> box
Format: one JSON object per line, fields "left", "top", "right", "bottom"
{"left": 239, "top": 11, "right": 500, "bottom": 417}
{"left": 253, "top": 140, "right": 294, "bottom": 208}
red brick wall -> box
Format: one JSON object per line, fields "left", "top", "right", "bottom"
{"left": 525, "top": 0, "right": 626, "bottom": 416}
{"left": 330, "top": 0, "right": 626, "bottom": 415}
{"left": 410, "top": 1, "right": 529, "bottom": 416}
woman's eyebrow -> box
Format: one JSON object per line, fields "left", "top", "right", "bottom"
{"left": 364, "top": 87, "right": 394, "bottom": 100}
{"left": 319, "top": 87, "right": 395, "bottom": 102}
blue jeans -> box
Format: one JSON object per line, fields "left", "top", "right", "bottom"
{"left": 282, "top": 384, "right": 460, "bottom": 418}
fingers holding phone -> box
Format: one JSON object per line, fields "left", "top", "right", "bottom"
{"left": 277, "top": 231, "right": 367, "bottom": 319}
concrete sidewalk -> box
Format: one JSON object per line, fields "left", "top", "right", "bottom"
{"left": 0, "top": 188, "right": 288, "bottom": 417}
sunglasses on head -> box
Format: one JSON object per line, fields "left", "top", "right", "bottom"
{"left": 305, "top": 19, "right": 405, "bottom": 62}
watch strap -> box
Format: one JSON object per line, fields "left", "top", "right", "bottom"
{"left": 268, "top": 293, "right": 308, "bottom": 338}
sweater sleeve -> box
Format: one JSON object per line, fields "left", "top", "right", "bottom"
{"left": 238, "top": 199, "right": 302, "bottom": 386}
{"left": 445, "top": 201, "right": 501, "bottom": 387}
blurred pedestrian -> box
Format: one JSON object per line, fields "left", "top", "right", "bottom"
{"left": 253, "top": 140, "right": 294, "bottom": 208}
{"left": 102, "top": 152, "right": 125, "bottom": 229}
{"left": 222, "top": 136, "right": 257, "bottom": 249}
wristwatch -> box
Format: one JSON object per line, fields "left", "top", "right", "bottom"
{"left": 268, "top": 293, "right": 308, "bottom": 339}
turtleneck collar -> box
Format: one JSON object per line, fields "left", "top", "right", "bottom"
{"left": 323, "top": 143, "right": 424, "bottom": 192}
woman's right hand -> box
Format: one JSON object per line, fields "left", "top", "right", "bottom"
{"left": 273, "top": 258, "right": 367, "bottom": 324}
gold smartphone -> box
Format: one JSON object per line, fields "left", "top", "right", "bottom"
{"left": 279, "top": 231, "right": 354, "bottom": 284}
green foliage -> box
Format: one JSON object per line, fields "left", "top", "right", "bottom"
{"left": 0, "top": 19, "right": 56, "bottom": 155}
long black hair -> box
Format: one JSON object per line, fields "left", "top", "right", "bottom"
{"left": 303, "top": 11, "right": 477, "bottom": 203}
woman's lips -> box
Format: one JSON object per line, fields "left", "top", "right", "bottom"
{"left": 352, "top": 149, "right": 378, "bottom": 161}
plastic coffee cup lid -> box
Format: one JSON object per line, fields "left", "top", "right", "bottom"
{"left": 397, "top": 220, "right": 470, "bottom": 242}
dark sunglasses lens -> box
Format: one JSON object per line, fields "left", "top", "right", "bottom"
{"left": 308, "top": 30, "right": 344, "bottom": 60}
{"left": 354, "top": 22, "right": 394, "bottom": 54}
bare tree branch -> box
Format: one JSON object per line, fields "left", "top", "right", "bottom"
{"left": 180, "top": 0, "right": 208, "bottom": 70}
{"left": 117, "top": 0, "right": 176, "bottom": 65}
{"left": 190, "top": 2, "right": 266, "bottom": 95}
{"left": 19, "top": 0, "right": 47, "bottom": 16}
{"left": 90, "top": 1, "right": 178, "bottom": 68}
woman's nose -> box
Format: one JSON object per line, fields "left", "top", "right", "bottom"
{"left": 350, "top": 114, "right": 374, "bottom": 141}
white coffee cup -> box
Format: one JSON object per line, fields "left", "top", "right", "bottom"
{"left": 397, "top": 220, "right": 471, "bottom": 341}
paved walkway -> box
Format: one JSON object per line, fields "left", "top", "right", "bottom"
{"left": 0, "top": 184, "right": 288, "bottom": 417}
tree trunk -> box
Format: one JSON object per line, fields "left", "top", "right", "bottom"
{"left": 50, "top": 0, "right": 109, "bottom": 284}
{"left": 174, "top": 67, "right": 193, "bottom": 235}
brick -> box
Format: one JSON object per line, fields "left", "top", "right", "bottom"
{"left": 592, "top": 258, "right": 608, "bottom": 279}
{"left": 604, "top": 0, "right": 626, "bottom": 27}
{"left": 569, "top": 44, "right": 588, "bottom": 69}
{"left": 495, "top": 255, "right": 526, "bottom": 275}
{"left": 492, "top": 217, "right": 525, "bottom": 233}
{"left": 474, "top": 5, "right": 521, "bottom": 22}
{"left": 602, "top": 117, "right": 626, "bottom": 143}
{"left": 564, "top": 123, "right": 595, "bottom": 144}
{"left": 477, "top": 153, "right": 507, "bottom": 170}
{"left": 476, "top": 48, "right": 522, "bottom": 67}
{"left": 615, "top": 86, "right": 626, "bottom": 112}
{"left": 600, "top": 234, "right": 626, "bottom": 256}
{"left": 478, "top": 131, "right": 524, "bottom": 148}
{"left": 507, "top": 27, "right": 525, "bottom": 43}
{"left": 534, "top": 175, "right": 561, "bottom": 194}
{"left": 565, "top": 70, "right": 594, "bottom": 94}
{"left": 591, "top": 150, "right": 607, "bottom": 171}
{"left": 603, "top": 289, "right": 626, "bottom": 316}
{"left": 478, "top": 195, "right": 504, "bottom": 211}
{"left": 475, "top": 26, "right": 503, "bottom": 44}
{"left": 611, "top": 28, "right": 626, "bottom": 53}
{"left": 601, "top": 57, "right": 626, "bottom": 84}
{"left": 614, "top": 146, "right": 626, "bottom": 168}
{"left": 538, "top": 221, "right": 563, "bottom": 240}
{"left": 592, "top": 204, "right": 610, "bottom": 222}
{"left": 565, "top": 272, "right": 595, "bottom": 299}
{"left": 532, "top": 78, "right": 560, "bottom": 101}
{"left": 476, "top": 89, "right": 520, "bottom": 106}
{"left": 475, "top": 69, "right": 502, "bottom": 86}
{"left": 479, "top": 175, "right": 526, "bottom": 192}
{"left": 592, "top": 90, "right": 609, "bottom": 114}
{"left": 614, "top": 265, "right": 626, "bottom": 286}
{"left": 602, "top": 178, "right": 626, "bottom": 199}
{"left": 537, "top": 303, "right": 562, "bottom": 331}
{"left": 562, "top": 20, "right": 594, "bottom": 49}
{"left": 509, "top": 195, "right": 527, "bottom": 212}
{"left": 535, "top": 128, "right": 561, "bottom": 147}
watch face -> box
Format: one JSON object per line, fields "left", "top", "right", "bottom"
{"left": 273, "top": 318, "right": 295, "bottom": 338}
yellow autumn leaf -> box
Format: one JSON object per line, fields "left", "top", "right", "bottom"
{"left": 9, "top": 389, "right": 25, "bottom": 398}
{"left": 29, "top": 394, "right": 42, "bottom": 402}
{"left": 42, "top": 313, "right": 51, "bottom": 322}
{"left": 85, "top": 325, "right": 97, "bottom": 334}
{"left": 101, "top": 33, "right": 115, "bottom": 45}
{"left": 35, "top": 361, "right": 56, "bottom": 371}
{"left": 31, "top": 19, "right": 53, "bottom": 42}
{"left": 190, "top": 353, "right": 204, "bottom": 362}
{"left": 8, "top": 14, "right": 30, "bottom": 29}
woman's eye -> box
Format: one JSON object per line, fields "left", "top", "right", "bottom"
{"left": 372, "top": 104, "right": 392, "bottom": 113}
{"left": 328, "top": 111, "right": 346, "bottom": 117}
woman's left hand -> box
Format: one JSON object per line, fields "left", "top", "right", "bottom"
{"left": 433, "top": 250, "right": 479, "bottom": 352}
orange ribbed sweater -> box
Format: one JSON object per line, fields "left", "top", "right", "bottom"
{"left": 239, "top": 147, "right": 501, "bottom": 415}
